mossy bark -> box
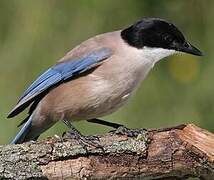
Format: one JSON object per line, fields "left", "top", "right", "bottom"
{"left": 0, "top": 124, "right": 213, "bottom": 179}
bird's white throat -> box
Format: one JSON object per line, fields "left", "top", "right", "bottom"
{"left": 141, "top": 47, "right": 176, "bottom": 64}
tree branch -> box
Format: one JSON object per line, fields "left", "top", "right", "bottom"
{"left": 0, "top": 124, "right": 213, "bottom": 179}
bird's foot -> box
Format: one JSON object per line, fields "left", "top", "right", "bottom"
{"left": 63, "top": 130, "right": 103, "bottom": 152}
{"left": 62, "top": 119, "right": 104, "bottom": 151}
{"left": 112, "top": 125, "right": 147, "bottom": 137}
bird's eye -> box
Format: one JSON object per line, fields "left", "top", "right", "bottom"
{"left": 183, "top": 42, "right": 189, "bottom": 48}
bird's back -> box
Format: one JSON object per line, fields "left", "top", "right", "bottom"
{"left": 38, "top": 30, "right": 155, "bottom": 121}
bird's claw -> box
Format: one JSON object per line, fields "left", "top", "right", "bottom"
{"left": 63, "top": 130, "right": 104, "bottom": 152}
{"left": 112, "top": 126, "right": 146, "bottom": 137}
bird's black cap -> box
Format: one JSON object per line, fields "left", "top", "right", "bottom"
{"left": 121, "top": 18, "right": 202, "bottom": 56}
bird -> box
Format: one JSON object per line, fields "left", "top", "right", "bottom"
{"left": 8, "top": 17, "right": 202, "bottom": 144}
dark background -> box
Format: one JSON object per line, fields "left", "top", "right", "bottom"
{"left": 0, "top": 0, "right": 212, "bottom": 144}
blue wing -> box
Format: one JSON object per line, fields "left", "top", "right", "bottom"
{"left": 8, "top": 48, "right": 112, "bottom": 118}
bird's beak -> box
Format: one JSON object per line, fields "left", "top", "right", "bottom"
{"left": 180, "top": 42, "right": 203, "bottom": 56}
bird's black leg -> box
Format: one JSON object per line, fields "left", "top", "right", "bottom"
{"left": 62, "top": 120, "right": 102, "bottom": 149}
{"left": 87, "top": 118, "right": 123, "bottom": 129}
{"left": 87, "top": 118, "right": 146, "bottom": 137}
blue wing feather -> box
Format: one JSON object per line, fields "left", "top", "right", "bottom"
{"left": 18, "top": 68, "right": 61, "bottom": 102}
{"left": 10, "top": 115, "right": 33, "bottom": 144}
{"left": 8, "top": 48, "right": 112, "bottom": 118}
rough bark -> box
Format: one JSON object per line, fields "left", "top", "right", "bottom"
{"left": 0, "top": 124, "right": 213, "bottom": 180}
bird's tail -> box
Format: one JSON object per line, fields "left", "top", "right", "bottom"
{"left": 10, "top": 115, "right": 37, "bottom": 144}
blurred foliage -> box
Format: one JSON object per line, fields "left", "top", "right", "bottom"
{"left": 0, "top": 0, "right": 212, "bottom": 144}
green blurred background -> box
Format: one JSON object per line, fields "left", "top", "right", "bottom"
{"left": 0, "top": 0, "right": 212, "bottom": 144}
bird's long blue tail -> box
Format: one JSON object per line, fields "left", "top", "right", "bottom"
{"left": 11, "top": 115, "right": 33, "bottom": 144}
